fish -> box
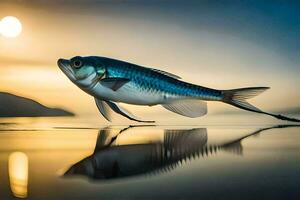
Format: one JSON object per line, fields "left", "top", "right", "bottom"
{"left": 57, "top": 56, "right": 300, "bottom": 123}
{"left": 64, "top": 124, "right": 299, "bottom": 180}
{"left": 64, "top": 127, "right": 209, "bottom": 179}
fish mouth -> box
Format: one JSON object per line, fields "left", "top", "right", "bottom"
{"left": 57, "top": 58, "right": 76, "bottom": 80}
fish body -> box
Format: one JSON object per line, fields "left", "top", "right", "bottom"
{"left": 71, "top": 144, "right": 182, "bottom": 179}
{"left": 81, "top": 57, "right": 222, "bottom": 105}
{"left": 66, "top": 125, "right": 297, "bottom": 180}
{"left": 58, "top": 56, "right": 300, "bottom": 123}
{"left": 64, "top": 128, "right": 209, "bottom": 179}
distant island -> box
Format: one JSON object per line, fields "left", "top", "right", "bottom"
{"left": 0, "top": 92, "right": 74, "bottom": 117}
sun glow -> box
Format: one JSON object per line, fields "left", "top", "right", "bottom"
{"left": 0, "top": 16, "right": 22, "bottom": 38}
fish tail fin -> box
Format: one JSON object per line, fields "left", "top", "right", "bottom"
{"left": 221, "top": 87, "right": 300, "bottom": 122}
{"left": 221, "top": 87, "right": 269, "bottom": 113}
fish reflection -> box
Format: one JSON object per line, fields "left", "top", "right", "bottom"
{"left": 8, "top": 152, "right": 29, "bottom": 198}
{"left": 64, "top": 125, "right": 297, "bottom": 180}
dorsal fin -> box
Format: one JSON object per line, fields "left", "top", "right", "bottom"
{"left": 148, "top": 68, "right": 182, "bottom": 79}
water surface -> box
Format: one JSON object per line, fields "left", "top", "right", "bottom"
{"left": 0, "top": 117, "right": 299, "bottom": 200}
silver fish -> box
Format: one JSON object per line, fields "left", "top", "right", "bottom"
{"left": 57, "top": 56, "right": 300, "bottom": 122}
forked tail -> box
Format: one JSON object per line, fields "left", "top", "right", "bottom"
{"left": 222, "top": 87, "right": 300, "bottom": 122}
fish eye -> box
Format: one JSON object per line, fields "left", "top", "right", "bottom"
{"left": 72, "top": 59, "right": 83, "bottom": 69}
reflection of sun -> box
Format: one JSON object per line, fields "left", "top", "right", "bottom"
{"left": 8, "top": 152, "right": 28, "bottom": 198}
{"left": 0, "top": 16, "right": 22, "bottom": 38}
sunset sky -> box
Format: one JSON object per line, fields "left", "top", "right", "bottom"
{"left": 0, "top": 0, "right": 299, "bottom": 122}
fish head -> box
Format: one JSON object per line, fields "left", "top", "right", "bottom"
{"left": 64, "top": 152, "right": 120, "bottom": 180}
{"left": 64, "top": 159, "right": 95, "bottom": 177}
{"left": 57, "top": 56, "right": 106, "bottom": 88}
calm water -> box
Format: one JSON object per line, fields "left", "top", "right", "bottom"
{"left": 0, "top": 117, "right": 299, "bottom": 200}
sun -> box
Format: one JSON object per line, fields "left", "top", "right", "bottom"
{"left": 0, "top": 16, "right": 22, "bottom": 38}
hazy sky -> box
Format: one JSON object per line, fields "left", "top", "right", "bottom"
{"left": 0, "top": 0, "right": 299, "bottom": 122}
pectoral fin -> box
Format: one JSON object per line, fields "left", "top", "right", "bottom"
{"left": 94, "top": 128, "right": 113, "bottom": 152}
{"left": 162, "top": 99, "right": 207, "bottom": 118}
{"left": 95, "top": 98, "right": 155, "bottom": 123}
{"left": 95, "top": 98, "right": 112, "bottom": 121}
{"left": 100, "top": 78, "right": 130, "bottom": 91}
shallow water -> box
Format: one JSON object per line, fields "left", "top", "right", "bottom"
{"left": 0, "top": 117, "right": 299, "bottom": 200}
